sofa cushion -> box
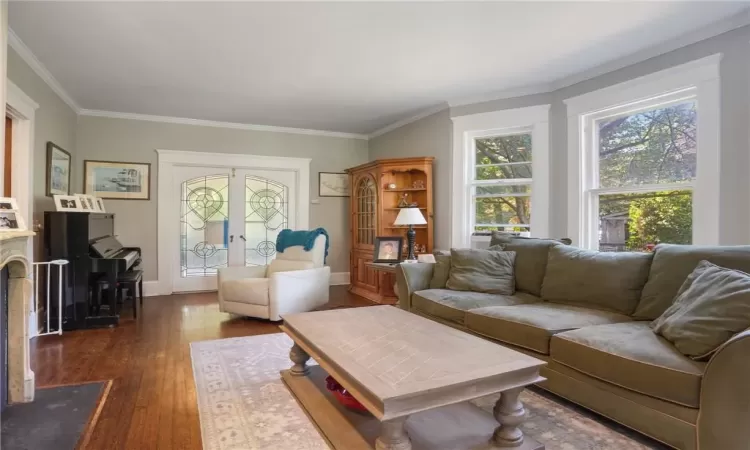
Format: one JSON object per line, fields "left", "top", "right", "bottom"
{"left": 489, "top": 232, "right": 572, "bottom": 247}
{"left": 551, "top": 322, "right": 705, "bottom": 408}
{"left": 268, "top": 258, "right": 314, "bottom": 275}
{"left": 636, "top": 244, "right": 750, "bottom": 319}
{"left": 652, "top": 260, "right": 750, "bottom": 359}
{"left": 466, "top": 303, "right": 632, "bottom": 354}
{"left": 412, "top": 289, "right": 539, "bottom": 325}
{"left": 446, "top": 248, "right": 516, "bottom": 295}
{"left": 429, "top": 254, "right": 451, "bottom": 289}
{"left": 540, "top": 245, "right": 653, "bottom": 315}
{"left": 500, "top": 239, "right": 561, "bottom": 296}
{"left": 221, "top": 278, "right": 270, "bottom": 306}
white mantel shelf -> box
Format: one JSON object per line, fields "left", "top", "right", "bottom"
{"left": 0, "top": 230, "right": 35, "bottom": 241}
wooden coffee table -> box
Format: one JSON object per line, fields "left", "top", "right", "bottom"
{"left": 280, "top": 305, "right": 546, "bottom": 450}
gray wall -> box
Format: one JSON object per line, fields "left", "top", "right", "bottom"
{"left": 368, "top": 109, "right": 452, "bottom": 249}
{"left": 75, "top": 116, "right": 369, "bottom": 281}
{"left": 371, "top": 24, "right": 750, "bottom": 247}
{"left": 7, "top": 46, "right": 78, "bottom": 257}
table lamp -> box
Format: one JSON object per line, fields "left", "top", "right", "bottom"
{"left": 394, "top": 207, "right": 427, "bottom": 262}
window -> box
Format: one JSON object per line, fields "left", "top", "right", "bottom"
{"left": 451, "top": 105, "right": 550, "bottom": 248}
{"left": 472, "top": 132, "right": 533, "bottom": 234}
{"left": 565, "top": 54, "right": 720, "bottom": 249}
{"left": 592, "top": 99, "right": 696, "bottom": 252}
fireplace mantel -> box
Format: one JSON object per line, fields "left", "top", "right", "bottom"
{"left": 0, "top": 230, "right": 35, "bottom": 403}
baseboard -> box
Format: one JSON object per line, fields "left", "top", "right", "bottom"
{"left": 142, "top": 280, "right": 160, "bottom": 297}
{"left": 330, "top": 272, "right": 350, "bottom": 286}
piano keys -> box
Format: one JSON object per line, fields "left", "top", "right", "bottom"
{"left": 44, "top": 211, "right": 142, "bottom": 330}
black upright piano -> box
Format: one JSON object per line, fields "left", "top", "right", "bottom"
{"left": 44, "top": 212, "right": 142, "bottom": 330}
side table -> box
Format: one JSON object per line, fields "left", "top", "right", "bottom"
{"left": 365, "top": 262, "right": 400, "bottom": 305}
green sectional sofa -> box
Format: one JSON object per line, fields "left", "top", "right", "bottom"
{"left": 396, "top": 241, "right": 750, "bottom": 450}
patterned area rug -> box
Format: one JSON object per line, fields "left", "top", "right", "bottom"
{"left": 191, "top": 333, "right": 664, "bottom": 450}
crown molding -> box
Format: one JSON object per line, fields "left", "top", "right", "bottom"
{"left": 78, "top": 109, "right": 369, "bottom": 140}
{"left": 368, "top": 103, "right": 448, "bottom": 139}
{"left": 8, "top": 28, "right": 81, "bottom": 114}
{"left": 447, "top": 83, "right": 553, "bottom": 108}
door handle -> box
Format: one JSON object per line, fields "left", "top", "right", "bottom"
{"left": 239, "top": 235, "right": 247, "bottom": 242}
{"left": 229, "top": 235, "right": 234, "bottom": 243}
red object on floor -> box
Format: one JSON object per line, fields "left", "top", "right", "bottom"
{"left": 325, "top": 375, "right": 368, "bottom": 412}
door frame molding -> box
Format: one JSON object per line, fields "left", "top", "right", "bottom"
{"left": 155, "top": 149, "right": 311, "bottom": 296}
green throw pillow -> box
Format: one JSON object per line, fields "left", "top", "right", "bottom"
{"left": 446, "top": 248, "right": 516, "bottom": 295}
{"left": 652, "top": 260, "right": 750, "bottom": 360}
{"left": 429, "top": 255, "right": 451, "bottom": 289}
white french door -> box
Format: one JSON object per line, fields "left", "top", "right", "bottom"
{"left": 173, "top": 166, "right": 297, "bottom": 292}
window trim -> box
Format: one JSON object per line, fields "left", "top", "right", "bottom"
{"left": 451, "top": 105, "right": 550, "bottom": 248}
{"left": 564, "top": 54, "right": 721, "bottom": 248}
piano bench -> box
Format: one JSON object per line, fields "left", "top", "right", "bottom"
{"left": 117, "top": 270, "right": 144, "bottom": 318}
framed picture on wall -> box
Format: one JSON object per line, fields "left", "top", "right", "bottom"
{"left": 84, "top": 160, "right": 151, "bottom": 200}
{"left": 46, "top": 142, "right": 71, "bottom": 196}
{"left": 319, "top": 172, "right": 349, "bottom": 197}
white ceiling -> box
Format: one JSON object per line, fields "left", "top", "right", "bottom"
{"left": 8, "top": 2, "right": 750, "bottom": 135}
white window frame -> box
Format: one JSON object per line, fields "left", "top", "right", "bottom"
{"left": 564, "top": 54, "right": 721, "bottom": 249}
{"left": 451, "top": 105, "right": 550, "bottom": 248}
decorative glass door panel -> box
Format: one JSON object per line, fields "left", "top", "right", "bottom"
{"left": 172, "top": 165, "right": 298, "bottom": 293}
{"left": 355, "top": 175, "right": 376, "bottom": 246}
{"left": 244, "top": 175, "right": 289, "bottom": 266}
{"left": 180, "top": 174, "right": 230, "bottom": 277}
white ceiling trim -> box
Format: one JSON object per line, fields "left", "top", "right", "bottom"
{"left": 368, "top": 103, "right": 448, "bottom": 139}
{"left": 8, "top": 28, "right": 80, "bottom": 114}
{"left": 78, "top": 109, "right": 369, "bottom": 140}
{"left": 447, "top": 84, "right": 553, "bottom": 108}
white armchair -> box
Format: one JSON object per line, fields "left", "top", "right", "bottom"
{"left": 217, "top": 235, "right": 330, "bottom": 320}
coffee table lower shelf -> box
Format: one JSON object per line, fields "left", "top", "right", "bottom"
{"left": 281, "top": 365, "right": 544, "bottom": 450}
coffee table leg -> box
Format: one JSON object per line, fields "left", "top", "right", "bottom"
{"left": 492, "top": 387, "right": 526, "bottom": 447}
{"left": 289, "top": 343, "right": 310, "bottom": 377}
{"left": 376, "top": 417, "right": 412, "bottom": 450}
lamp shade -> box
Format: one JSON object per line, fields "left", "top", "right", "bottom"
{"left": 394, "top": 207, "right": 427, "bottom": 225}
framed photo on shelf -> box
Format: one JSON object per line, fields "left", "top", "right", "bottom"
{"left": 84, "top": 160, "right": 151, "bottom": 200}
{"left": 76, "top": 194, "right": 97, "bottom": 212}
{"left": 46, "top": 142, "right": 71, "bottom": 196}
{"left": 0, "top": 197, "right": 25, "bottom": 231}
{"left": 319, "top": 172, "right": 349, "bottom": 197}
{"left": 54, "top": 194, "right": 83, "bottom": 212}
{"left": 373, "top": 236, "right": 403, "bottom": 263}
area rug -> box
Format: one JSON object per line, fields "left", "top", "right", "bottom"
{"left": 1, "top": 380, "right": 110, "bottom": 450}
{"left": 191, "top": 333, "right": 666, "bottom": 450}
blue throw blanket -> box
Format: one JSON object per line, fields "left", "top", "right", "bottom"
{"left": 276, "top": 228, "right": 329, "bottom": 264}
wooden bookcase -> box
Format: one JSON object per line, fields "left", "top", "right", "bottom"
{"left": 346, "top": 157, "right": 434, "bottom": 304}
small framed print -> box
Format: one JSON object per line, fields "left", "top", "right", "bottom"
{"left": 373, "top": 236, "right": 403, "bottom": 263}
{"left": 95, "top": 198, "right": 106, "bottom": 213}
{"left": 54, "top": 195, "right": 83, "bottom": 212}
{"left": 46, "top": 142, "right": 71, "bottom": 196}
{"left": 319, "top": 172, "right": 349, "bottom": 197}
{"left": 0, "top": 211, "right": 23, "bottom": 231}
{"left": 76, "top": 194, "right": 97, "bottom": 212}
{"left": 84, "top": 160, "right": 151, "bottom": 200}
{"left": 0, "top": 197, "right": 19, "bottom": 211}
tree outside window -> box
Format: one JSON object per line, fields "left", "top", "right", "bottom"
{"left": 595, "top": 101, "right": 696, "bottom": 251}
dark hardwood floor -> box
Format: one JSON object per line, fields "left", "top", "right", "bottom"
{"left": 30, "top": 286, "right": 373, "bottom": 450}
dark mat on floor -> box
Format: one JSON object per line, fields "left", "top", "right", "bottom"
{"left": 1, "top": 381, "right": 107, "bottom": 450}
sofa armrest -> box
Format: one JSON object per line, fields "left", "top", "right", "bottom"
{"left": 268, "top": 266, "right": 331, "bottom": 321}
{"left": 698, "top": 328, "right": 750, "bottom": 449}
{"left": 396, "top": 263, "right": 434, "bottom": 311}
{"left": 217, "top": 265, "right": 268, "bottom": 310}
